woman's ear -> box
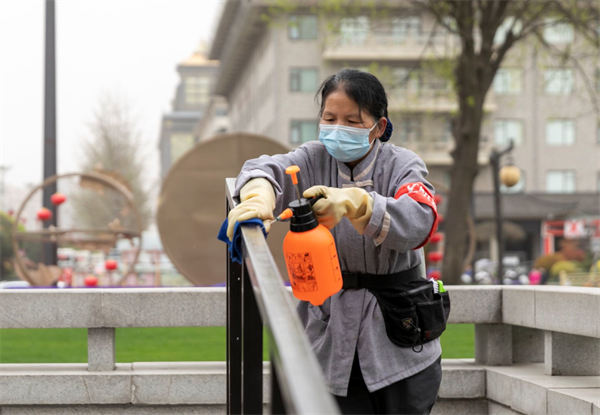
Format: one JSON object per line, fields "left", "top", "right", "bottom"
{"left": 378, "top": 117, "right": 388, "bottom": 139}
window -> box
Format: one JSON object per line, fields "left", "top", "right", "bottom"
{"left": 392, "top": 68, "right": 421, "bottom": 91}
{"left": 543, "top": 20, "right": 574, "bottom": 44}
{"left": 290, "top": 120, "right": 318, "bottom": 144}
{"left": 546, "top": 171, "right": 576, "bottom": 193}
{"left": 546, "top": 120, "right": 575, "bottom": 146}
{"left": 493, "top": 68, "right": 522, "bottom": 94}
{"left": 494, "top": 17, "right": 522, "bottom": 44}
{"left": 494, "top": 120, "right": 523, "bottom": 146}
{"left": 289, "top": 15, "right": 318, "bottom": 40}
{"left": 544, "top": 69, "right": 574, "bottom": 95}
{"left": 501, "top": 171, "right": 525, "bottom": 194}
{"left": 430, "top": 17, "right": 457, "bottom": 40}
{"left": 290, "top": 68, "right": 319, "bottom": 92}
{"left": 393, "top": 117, "right": 421, "bottom": 145}
{"left": 433, "top": 118, "right": 453, "bottom": 149}
{"left": 339, "top": 16, "right": 369, "bottom": 45}
{"left": 184, "top": 77, "right": 211, "bottom": 105}
{"left": 391, "top": 16, "right": 421, "bottom": 43}
{"left": 442, "top": 118, "right": 453, "bottom": 142}
{"left": 170, "top": 133, "right": 194, "bottom": 163}
{"left": 214, "top": 107, "right": 228, "bottom": 117}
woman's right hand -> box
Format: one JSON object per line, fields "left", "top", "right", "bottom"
{"left": 226, "top": 178, "right": 276, "bottom": 241}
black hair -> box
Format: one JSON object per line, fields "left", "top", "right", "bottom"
{"left": 316, "top": 68, "right": 394, "bottom": 142}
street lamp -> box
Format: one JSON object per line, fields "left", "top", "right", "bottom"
{"left": 43, "top": 0, "right": 58, "bottom": 265}
{"left": 490, "top": 139, "right": 520, "bottom": 283}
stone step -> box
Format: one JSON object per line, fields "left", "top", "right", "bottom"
{"left": 1, "top": 360, "right": 598, "bottom": 414}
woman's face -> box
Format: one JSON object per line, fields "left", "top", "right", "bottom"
{"left": 320, "top": 90, "right": 386, "bottom": 145}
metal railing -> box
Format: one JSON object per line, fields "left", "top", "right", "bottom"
{"left": 225, "top": 178, "right": 340, "bottom": 414}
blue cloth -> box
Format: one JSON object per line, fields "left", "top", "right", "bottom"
{"left": 217, "top": 218, "right": 267, "bottom": 264}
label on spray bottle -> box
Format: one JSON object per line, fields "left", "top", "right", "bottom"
{"left": 286, "top": 252, "right": 319, "bottom": 292}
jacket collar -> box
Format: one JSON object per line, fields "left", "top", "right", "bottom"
{"left": 336, "top": 139, "right": 381, "bottom": 183}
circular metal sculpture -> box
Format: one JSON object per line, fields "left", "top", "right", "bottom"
{"left": 11, "top": 171, "right": 143, "bottom": 286}
{"left": 157, "top": 133, "right": 290, "bottom": 286}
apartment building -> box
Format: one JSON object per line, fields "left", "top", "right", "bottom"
{"left": 158, "top": 43, "right": 219, "bottom": 179}
{"left": 207, "top": 0, "right": 600, "bottom": 260}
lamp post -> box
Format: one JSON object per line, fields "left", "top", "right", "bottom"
{"left": 43, "top": 0, "right": 58, "bottom": 265}
{"left": 489, "top": 139, "right": 520, "bottom": 284}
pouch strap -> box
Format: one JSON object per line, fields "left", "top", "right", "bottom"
{"left": 342, "top": 265, "right": 423, "bottom": 289}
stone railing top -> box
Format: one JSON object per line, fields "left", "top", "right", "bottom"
{"left": 1, "top": 286, "right": 598, "bottom": 337}
{"left": 0, "top": 287, "right": 225, "bottom": 329}
{"left": 501, "top": 285, "right": 600, "bottom": 338}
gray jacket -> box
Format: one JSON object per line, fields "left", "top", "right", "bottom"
{"left": 234, "top": 139, "right": 441, "bottom": 396}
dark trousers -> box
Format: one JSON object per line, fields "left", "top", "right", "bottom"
{"left": 335, "top": 352, "right": 442, "bottom": 415}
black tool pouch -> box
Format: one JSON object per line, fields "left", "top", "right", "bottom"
{"left": 368, "top": 281, "right": 451, "bottom": 352}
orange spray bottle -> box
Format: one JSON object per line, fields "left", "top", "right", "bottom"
{"left": 276, "top": 166, "right": 343, "bottom": 306}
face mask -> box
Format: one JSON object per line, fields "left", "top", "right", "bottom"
{"left": 319, "top": 123, "right": 376, "bottom": 162}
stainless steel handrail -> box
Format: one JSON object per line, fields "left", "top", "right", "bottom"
{"left": 226, "top": 178, "right": 340, "bottom": 414}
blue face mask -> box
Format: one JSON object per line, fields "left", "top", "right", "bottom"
{"left": 319, "top": 123, "right": 376, "bottom": 162}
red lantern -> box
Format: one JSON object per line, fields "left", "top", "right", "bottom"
{"left": 105, "top": 259, "right": 118, "bottom": 271}
{"left": 430, "top": 232, "right": 443, "bottom": 244}
{"left": 429, "top": 270, "right": 441, "bottom": 280}
{"left": 37, "top": 208, "right": 53, "bottom": 221}
{"left": 427, "top": 251, "right": 444, "bottom": 263}
{"left": 50, "top": 193, "right": 67, "bottom": 205}
{"left": 84, "top": 275, "right": 98, "bottom": 287}
{"left": 434, "top": 194, "right": 443, "bottom": 205}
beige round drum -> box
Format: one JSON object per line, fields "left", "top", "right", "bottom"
{"left": 157, "top": 133, "right": 290, "bottom": 286}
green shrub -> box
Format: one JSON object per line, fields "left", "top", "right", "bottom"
{"left": 550, "top": 260, "right": 579, "bottom": 277}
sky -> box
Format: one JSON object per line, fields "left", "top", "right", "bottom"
{"left": 0, "top": 0, "right": 223, "bottom": 193}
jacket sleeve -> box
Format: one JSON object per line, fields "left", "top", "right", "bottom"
{"left": 234, "top": 144, "right": 316, "bottom": 215}
{"left": 362, "top": 154, "right": 438, "bottom": 252}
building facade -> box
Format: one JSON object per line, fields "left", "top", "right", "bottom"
{"left": 158, "top": 44, "right": 219, "bottom": 179}
{"left": 207, "top": 0, "right": 600, "bottom": 261}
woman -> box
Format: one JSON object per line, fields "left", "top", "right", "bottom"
{"left": 227, "top": 69, "right": 442, "bottom": 414}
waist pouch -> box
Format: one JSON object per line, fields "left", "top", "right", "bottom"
{"left": 342, "top": 269, "right": 451, "bottom": 352}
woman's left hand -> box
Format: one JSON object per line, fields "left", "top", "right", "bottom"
{"left": 303, "top": 186, "right": 373, "bottom": 233}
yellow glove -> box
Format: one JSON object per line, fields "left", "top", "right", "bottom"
{"left": 227, "top": 178, "right": 276, "bottom": 241}
{"left": 303, "top": 186, "right": 373, "bottom": 233}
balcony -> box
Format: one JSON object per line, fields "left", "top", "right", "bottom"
{"left": 389, "top": 87, "right": 497, "bottom": 113}
{"left": 322, "top": 31, "right": 460, "bottom": 61}
{"left": 396, "top": 136, "right": 494, "bottom": 166}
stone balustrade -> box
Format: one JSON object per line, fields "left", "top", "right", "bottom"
{"left": 1, "top": 285, "right": 599, "bottom": 414}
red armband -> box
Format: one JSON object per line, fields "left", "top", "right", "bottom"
{"left": 394, "top": 182, "right": 439, "bottom": 249}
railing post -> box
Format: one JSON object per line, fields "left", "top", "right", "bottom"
{"left": 242, "top": 262, "right": 263, "bottom": 414}
{"left": 227, "top": 199, "right": 242, "bottom": 414}
{"left": 545, "top": 331, "right": 600, "bottom": 375}
{"left": 475, "top": 324, "right": 512, "bottom": 366}
{"left": 87, "top": 328, "right": 115, "bottom": 372}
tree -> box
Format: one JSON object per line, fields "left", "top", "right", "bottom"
{"left": 0, "top": 211, "right": 41, "bottom": 280}
{"left": 71, "top": 95, "right": 152, "bottom": 231}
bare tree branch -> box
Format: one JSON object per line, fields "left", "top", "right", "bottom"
{"left": 532, "top": 29, "right": 599, "bottom": 114}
